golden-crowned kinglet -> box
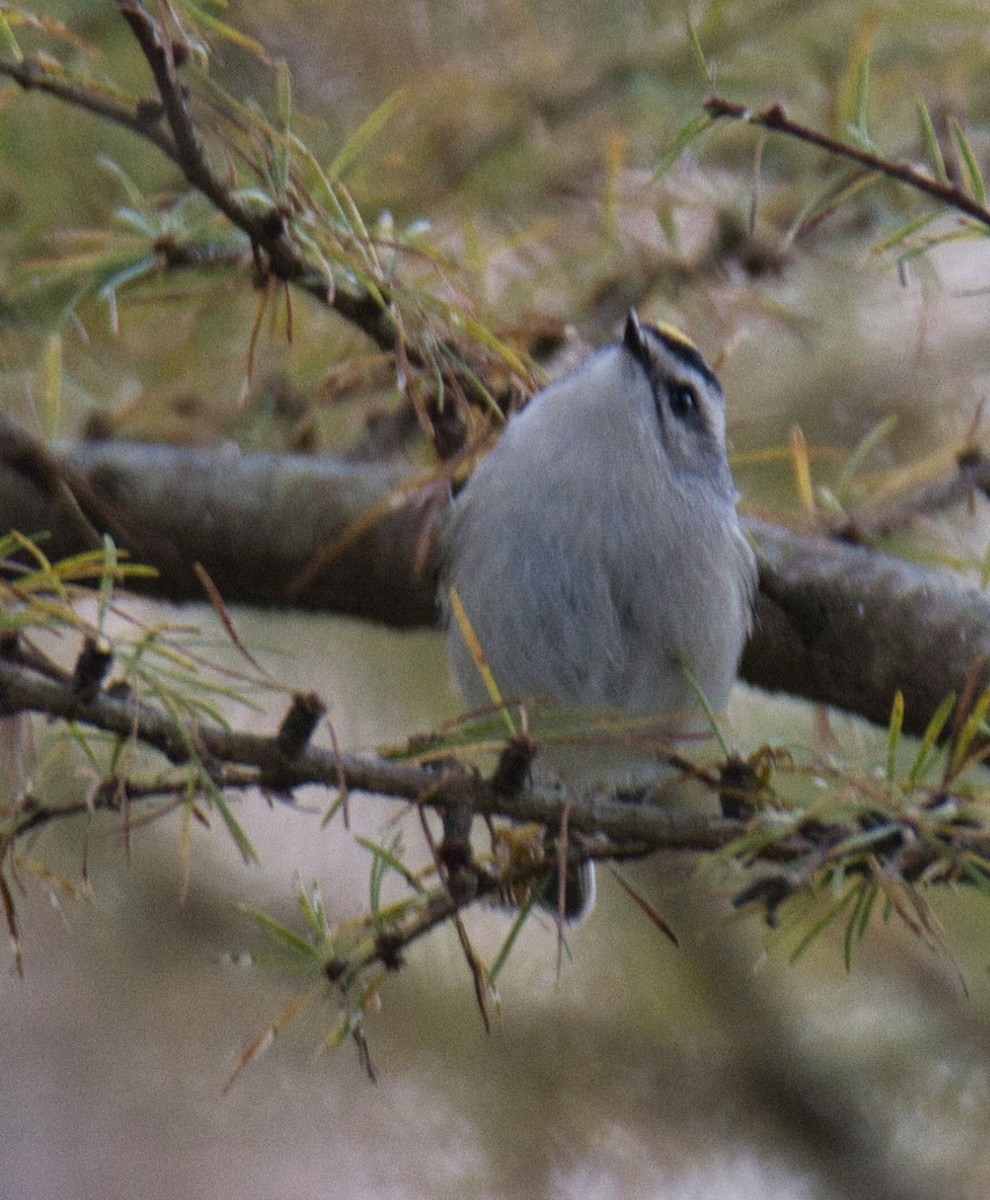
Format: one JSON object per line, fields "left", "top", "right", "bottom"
{"left": 443, "top": 310, "right": 757, "bottom": 914}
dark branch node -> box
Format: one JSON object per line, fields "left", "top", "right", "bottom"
{"left": 10, "top": 56, "right": 44, "bottom": 88}
{"left": 92, "top": 773, "right": 126, "bottom": 811}
{"left": 489, "top": 735, "right": 537, "bottom": 796}
{"left": 70, "top": 636, "right": 113, "bottom": 702}
{"left": 795, "top": 818, "right": 847, "bottom": 848}
{"left": 170, "top": 39, "right": 191, "bottom": 70}
{"left": 276, "top": 691, "right": 327, "bottom": 760}
{"left": 718, "top": 753, "right": 761, "bottom": 819}
{"left": 135, "top": 97, "right": 165, "bottom": 127}
{"left": 259, "top": 209, "right": 287, "bottom": 241}
{"left": 373, "top": 933, "right": 405, "bottom": 972}
{"left": 956, "top": 444, "right": 985, "bottom": 471}
{"left": 439, "top": 802, "right": 474, "bottom": 882}
{"left": 324, "top": 957, "right": 348, "bottom": 983}
{"left": 733, "top": 873, "right": 794, "bottom": 927}
{"left": 856, "top": 810, "right": 905, "bottom": 856}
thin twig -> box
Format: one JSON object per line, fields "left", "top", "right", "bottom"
{"left": 704, "top": 94, "right": 990, "bottom": 231}
{"left": 118, "top": 2, "right": 336, "bottom": 303}
{"left": 840, "top": 449, "right": 990, "bottom": 541}
{"left": 1, "top": 651, "right": 985, "bottom": 894}
{"left": 0, "top": 2, "right": 521, "bottom": 435}
{"left": 0, "top": 54, "right": 177, "bottom": 156}
{"left": 0, "top": 5, "right": 397, "bottom": 348}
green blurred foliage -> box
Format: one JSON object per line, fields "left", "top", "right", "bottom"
{"left": 1, "top": 0, "right": 988, "bottom": 477}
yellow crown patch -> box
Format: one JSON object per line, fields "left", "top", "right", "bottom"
{"left": 655, "top": 322, "right": 699, "bottom": 355}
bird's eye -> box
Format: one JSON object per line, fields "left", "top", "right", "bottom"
{"left": 668, "top": 382, "right": 700, "bottom": 421}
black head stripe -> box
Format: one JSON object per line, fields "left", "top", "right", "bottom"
{"left": 623, "top": 309, "right": 721, "bottom": 393}
{"left": 623, "top": 309, "right": 651, "bottom": 368}
{"left": 650, "top": 326, "right": 721, "bottom": 392}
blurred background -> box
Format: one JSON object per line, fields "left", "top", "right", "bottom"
{"left": 3, "top": 1, "right": 990, "bottom": 1198}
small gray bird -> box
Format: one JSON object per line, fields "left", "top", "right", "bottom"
{"left": 443, "top": 310, "right": 757, "bottom": 914}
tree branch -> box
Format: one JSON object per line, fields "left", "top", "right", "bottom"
{"left": 703, "top": 94, "right": 990, "bottom": 231}
{"left": 0, "top": 434, "right": 442, "bottom": 625}
{"left": 2, "top": 643, "right": 985, "bottom": 956}
{"left": 0, "top": 49, "right": 178, "bottom": 156}
{"left": 0, "top": 644, "right": 724, "bottom": 847}
{"left": 117, "top": 0, "right": 399, "bottom": 341}
{"left": 4, "top": 436, "right": 990, "bottom": 736}
{"left": 742, "top": 516, "right": 990, "bottom": 737}
{"left": 0, "top": 5, "right": 411, "bottom": 355}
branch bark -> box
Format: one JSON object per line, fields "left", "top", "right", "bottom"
{"left": 0, "top": 433, "right": 442, "bottom": 626}
{"left": 3, "top": 435, "right": 990, "bottom": 737}
{"left": 742, "top": 517, "right": 990, "bottom": 736}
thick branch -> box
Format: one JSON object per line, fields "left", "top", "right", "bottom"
{"left": 4, "top": 438, "right": 990, "bottom": 736}
{"left": 0, "top": 436, "right": 441, "bottom": 626}
{"left": 742, "top": 517, "right": 990, "bottom": 736}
